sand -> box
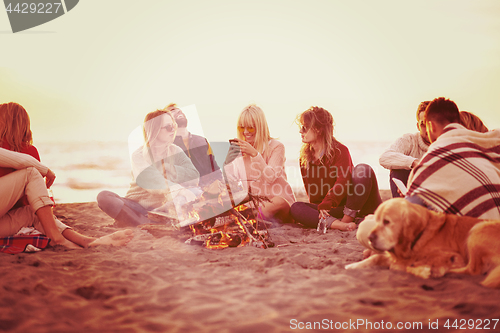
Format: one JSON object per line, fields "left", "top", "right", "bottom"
{"left": 1, "top": 190, "right": 500, "bottom": 333}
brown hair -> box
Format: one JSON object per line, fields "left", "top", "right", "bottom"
{"left": 460, "top": 111, "right": 489, "bottom": 133}
{"left": 425, "top": 97, "right": 460, "bottom": 125}
{"left": 296, "top": 106, "right": 339, "bottom": 168}
{"left": 0, "top": 102, "right": 33, "bottom": 152}
{"left": 416, "top": 101, "right": 431, "bottom": 121}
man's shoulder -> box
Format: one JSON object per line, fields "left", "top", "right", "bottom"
{"left": 397, "top": 132, "right": 420, "bottom": 141}
{"left": 189, "top": 133, "right": 209, "bottom": 145}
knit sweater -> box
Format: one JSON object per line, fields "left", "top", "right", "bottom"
{"left": 0, "top": 148, "right": 48, "bottom": 177}
{"left": 125, "top": 144, "right": 200, "bottom": 210}
{"left": 379, "top": 133, "right": 429, "bottom": 170}
{"left": 224, "top": 139, "right": 296, "bottom": 205}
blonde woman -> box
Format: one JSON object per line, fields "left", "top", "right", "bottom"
{"left": 97, "top": 109, "right": 199, "bottom": 226}
{"left": 224, "top": 104, "right": 295, "bottom": 222}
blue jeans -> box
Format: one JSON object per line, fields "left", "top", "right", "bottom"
{"left": 97, "top": 190, "right": 151, "bottom": 226}
{"left": 290, "top": 164, "right": 382, "bottom": 228}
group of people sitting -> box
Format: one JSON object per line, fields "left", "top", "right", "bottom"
{"left": 95, "top": 103, "right": 382, "bottom": 233}
{"left": 1, "top": 97, "right": 499, "bottom": 251}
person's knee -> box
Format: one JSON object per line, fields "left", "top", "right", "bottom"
{"left": 352, "top": 164, "right": 373, "bottom": 181}
{"left": 96, "top": 190, "right": 121, "bottom": 213}
{"left": 290, "top": 202, "right": 302, "bottom": 217}
{"left": 97, "top": 190, "right": 115, "bottom": 203}
{"left": 25, "top": 166, "right": 44, "bottom": 180}
{"left": 271, "top": 196, "right": 290, "bottom": 210}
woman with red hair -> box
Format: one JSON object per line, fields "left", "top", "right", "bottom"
{"left": 0, "top": 102, "right": 133, "bottom": 248}
{"left": 290, "top": 106, "right": 382, "bottom": 232}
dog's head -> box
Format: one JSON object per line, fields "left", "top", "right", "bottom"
{"left": 368, "top": 198, "right": 443, "bottom": 259}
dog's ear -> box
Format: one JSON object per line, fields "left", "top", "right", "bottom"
{"left": 411, "top": 209, "right": 447, "bottom": 252}
{"left": 394, "top": 202, "right": 430, "bottom": 259}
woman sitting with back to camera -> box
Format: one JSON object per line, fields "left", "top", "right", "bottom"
{"left": 97, "top": 109, "right": 199, "bottom": 226}
{"left": 224, "top": 104, "right": 295, "bottom": 222}
{"left": 290, "top": 106, "right": 382, "bottom": 231}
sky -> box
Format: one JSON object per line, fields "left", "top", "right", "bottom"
{"left": 1, "top": 0, "right": 500, "bottom": 147}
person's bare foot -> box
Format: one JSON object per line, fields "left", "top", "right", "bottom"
{"left": 330, "top": 220, "right": 357, "bottom": 231}
{"left": 88, "top": 230, "right": 134, "bottom": 247}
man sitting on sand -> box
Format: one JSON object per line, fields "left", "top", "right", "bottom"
{"left": 164, "top": 104, "right": 223, "bottom": 189}
{"left": 357, "top": 97, "right": 500, "bottom": 254}
{"left": 406, "top": 97, "right": 500, "bottom": 219}
{"left": 379, "top": 101, "right": 430, "bottom": 198}
{"left": 0, "top": 147, "right": 133, "bottom": 249}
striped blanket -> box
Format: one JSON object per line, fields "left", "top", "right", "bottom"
{"left": 407, "top": 124, "right": 500, "bottom": 220}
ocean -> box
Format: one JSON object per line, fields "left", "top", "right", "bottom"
{"left": 36, "top": 140, "right": 393, "bottom": 204}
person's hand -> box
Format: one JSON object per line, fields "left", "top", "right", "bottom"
{"left": 411, "top": 158, "right": 420, "bottom": 169}
{"left": 319, "top": 209, "right": 330, "bottom": 219}
{"left": 224, "top": 140, "right": 243, "bottom": 165}
{"left": 45, "top": 169, "right": 56, "bottom": 188}
{"left": 231, "top": 138, "right": 258, "bottom": 158}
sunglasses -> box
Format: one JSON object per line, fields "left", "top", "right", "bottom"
{"left": 237, "top": 126, "right": 255, "bottom": 133}
{"left": 162, "top": 124, "right": 176, "bottom": 132}
{"left": 299, "top": 125, "right": 309, "bottom": 133}
{"left": 418, "top": 121, "right": 426, "bottom": 128}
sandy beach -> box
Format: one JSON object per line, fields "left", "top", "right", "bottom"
{"left": 1, "top": 190, "right": 500, "bottom": 333}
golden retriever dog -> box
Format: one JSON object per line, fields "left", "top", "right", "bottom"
{"left": 345, "top": 198, "right": 485, "bottom": 281}
{"left": 450, "top": 221, "right": 500, "bottom": 288}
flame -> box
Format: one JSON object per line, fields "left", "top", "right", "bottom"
{"left": 188, "top": 210, "right": 200, "bottom": 221}
{"left": 234, "top": 204, "right": 248, "bottom": 212}
{"left": 187, "top": 199, "right": 270, "bottom": 249}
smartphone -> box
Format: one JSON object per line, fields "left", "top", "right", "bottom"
{"left": 392, "top": 178, "right": 408, "bottom": 196}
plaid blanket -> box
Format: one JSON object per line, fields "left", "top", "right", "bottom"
{"left": 0, "top": 235, "right": 50, "bottom": 254}
{"left": 407, "top": 124, "right": 500, "bottom": 220}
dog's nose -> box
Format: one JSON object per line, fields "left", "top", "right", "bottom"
{"left": 368, "top": 233, "right": 377, "bottom": 244}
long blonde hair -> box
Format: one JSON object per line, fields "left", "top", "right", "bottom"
{"left": 237, "top": 104, "right": 272, "bottom": 154}
{"left": 0, "top": 102, "right": 33, "bottom": 152}
{"left": 297, "top": 106, "right": 340, "bottom": 168}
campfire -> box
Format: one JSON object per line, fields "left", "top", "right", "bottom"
{"left": 146, "top": 180, "right": 275, "bottom": 249}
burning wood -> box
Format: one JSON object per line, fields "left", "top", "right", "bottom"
{"left": 146, "top": 178, "right": 275, "bottom": 249}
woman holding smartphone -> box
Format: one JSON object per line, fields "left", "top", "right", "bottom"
{"left": 224, "top": 104, "right": 295, "bottom": 222}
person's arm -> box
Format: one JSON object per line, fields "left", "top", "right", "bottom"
{"left": 317, "top": 145, "right": 353, "bottom": 210}
{"left": 248, "top": 141, "right": 286, "bottom": 184}
{"left": 379, "top": 134, "right": 419, "bottom": 170}
{"left": 0, "top": 147, "right": 48, "bottom": 176}
{"left": 167, "top": 147, "right": 200, "bottom": 187}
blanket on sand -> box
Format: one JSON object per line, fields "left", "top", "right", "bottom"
{"left": 0, "top": 235, "right": 50, "bottom": 254}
